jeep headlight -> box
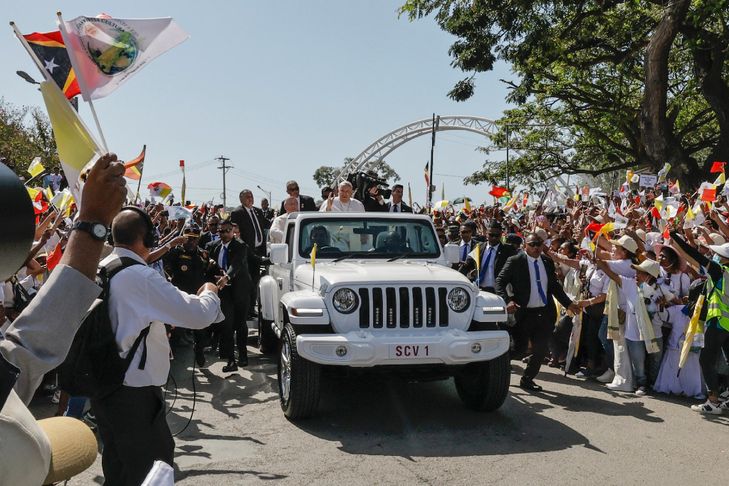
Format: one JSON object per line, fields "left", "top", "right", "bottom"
{"left": 447, "top": 287, "right": 470, "bottom": 312}
{"left": 332, "top": 288, "right": 358, "bottom": 314}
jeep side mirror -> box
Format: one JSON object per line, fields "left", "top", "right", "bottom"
{"left": 270, "top": 243, "right": 288, "bottom": 264}
{"left": 443, "top": 243, "right": 461, "bottom": 266}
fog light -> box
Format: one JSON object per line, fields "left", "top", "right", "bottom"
{"left": 471, "top": 342, "right": 482, "bottom": 354}
{"left": 335, "top": 345, "right": 348, "bottom": 357}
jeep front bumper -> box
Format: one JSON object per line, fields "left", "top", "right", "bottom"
{"left": 295, "top": 329, "right": 509, "bottom": 366}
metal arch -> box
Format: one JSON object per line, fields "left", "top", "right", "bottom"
{"left": 339, "top": 116, "right": 498, "bottom": 180}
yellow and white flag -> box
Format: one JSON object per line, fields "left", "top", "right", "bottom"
{"left": 40, "top": 80, "right": 103, "bottom": 206}
{"left": 310, "top": 243, "right": 318, "bottom": 268}
{"left": 27, "top": 157, "right": 45, "bottom": 178}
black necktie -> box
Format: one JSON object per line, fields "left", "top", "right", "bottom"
{"left": 249, "top": 208, "right": 262, "bottom": 244}
{"left": 394, "top": 204, "right": 399, "bottom": 212}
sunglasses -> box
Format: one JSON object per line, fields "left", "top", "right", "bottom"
{"left": 527, "top": 241, "right": 543, "bottom": 247}
{"left": 218, "top": 228, "right": 232, "bottom": 234}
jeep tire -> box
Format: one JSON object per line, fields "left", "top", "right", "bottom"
{"left": 454, "top": 351, "right": 510, "bottom": 411}
{"left": 278, "top": 323, "right": 321, "bottom": 419}
{"left": 257, "top": 312, "right": 277, "bottom": 354}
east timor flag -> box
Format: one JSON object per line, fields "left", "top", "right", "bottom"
{"left": 23, "top": 30, "right": 80, "bottom": 99}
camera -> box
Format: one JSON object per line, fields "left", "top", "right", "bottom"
{"left": 347, "top": 171, "right": 391, "bottom": 202}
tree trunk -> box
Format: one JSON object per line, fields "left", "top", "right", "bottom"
{"left": 640, "top": 0, "right": 696, "bottom": 185}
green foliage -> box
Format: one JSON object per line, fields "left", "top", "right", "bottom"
{"left": 0, "top": 98, "right": 58, "bottom": 178}
{"left": 400, "top": 0, "right": 729, "bottom": 188}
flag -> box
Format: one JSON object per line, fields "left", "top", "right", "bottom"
{"left": 679, "top": 295, "right": 704, "bottom": 369}
{"left": 164, "top": 205, "right": 192, "bottom": 221}
{"left": 148, "top": 181, "right": 172, "bottom": 199}
{"left": 471, "top": 244, "right": 481, "bottom": 287}
{"left": 123, "top": 145, "right": 146, "bottom": 180}
{"left": 180, "top": 159, "right": 186, "bottom": 204}
{"left": 657, "top": 163, "right": 671, "bottom": 182}
{"left": 310, "top": 243, "right": 317, "bottom": 268}
{"left": 701, "top": 186, "right": 717, "bottom": 202}
{"left": 714, "top": 172, "right": 726, "bottom": 186}
{"left": 407, "top": 182, "right": 413, "bottom": 209}
{"left": 46, "top": 241, "right": 63, "bottom": 272}
{"left": 423, "top": 162, "right": 430, "bottom": 187}
{"left": 669, "top": 180, "right": 680, "bottom": 194}
{"left": 59, "top": 15, "right": 189, "bottom": 100}
{"left": 626, "top": 170, "right": 633, "bottom": 184}
{"left": 27, "top": 187, "right": 41, "bottom": 201}
{"left": 489, "top": 186, "right": 509, "bottom": 198}
{"left": 27, "top": 157, "right": 45, "bottom": 178}
{"left": 39, "top": 80, "right": 102, "bottom": 205}
{"left": 710, "top": 161, "right": 726, "bottom": 173}
{"left": 22, "top": 30, "right": 80, "bottom": 99}
{"left": 43, "top": 186, "right": 54, "bottom": 203}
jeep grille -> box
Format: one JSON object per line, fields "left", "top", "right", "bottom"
{"left": 356, "top": 286, "right": 449, "bottom": 328}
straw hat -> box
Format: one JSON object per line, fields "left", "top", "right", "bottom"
{"left": 37, "top": 417, "right": 98, "bottom": 485}
{"left": 631, "top": 259, "right": 660, "bottom": 278}
{"left": 609, "top": 234, "right": 638, "bottom": 254}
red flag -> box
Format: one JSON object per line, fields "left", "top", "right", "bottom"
{"left": 662, "top": 227, "right": 670, "bottom": 240}
{"left": 710, "top": 161, "right": 726, "bottom": 173}
{"left": 423, "top": 162, "right": 430, "bottom": 188}
{"left": 489, "top": 186, "right": 510, "bottom": 198}
{"left": 46, "top": 241, "right": 63, "bottom": 271}
{"left": 584, "top": 222, "right": 605, "bottom": 236}
{"left": 701, "top": 187, "right": 717, "bottom": 202}
{"left": 650, "top": 207, "right": 661, "bottom": 220}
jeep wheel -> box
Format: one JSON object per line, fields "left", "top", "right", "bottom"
{"left": 278, "top": 323, "right": 321, "bottom": 419}
{"left": 454, "top": 352, "right": 510, "bottom": 411}
{"left": 257, "top": 312, "right": 277, "bottom": 354}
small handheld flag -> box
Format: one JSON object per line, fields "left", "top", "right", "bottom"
{"left": 310, "top": 243, "right": 318, "bottom": 288}
{"left": 710, "top": 161, "right": 726, "bottom": 173}
{"left": 27, "top": 157, "right": 45, "bottom": 178}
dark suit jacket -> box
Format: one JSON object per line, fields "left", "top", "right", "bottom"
{"left": 495, "top": 252, "right": 573, "bottom": 322}
{"left": 385, "top": 201, "right": 413, "bottom": 213}
{"left": 230, "top": 205, "right": 270, "bottom": 255}
{"left": 206, "top": 238, "right": 259, "bottom": 301}
{"left": 279, "top": 194, "right": 317, "bottom": 214}
{"left": 459, "top": 242, "right": 517, "bottom": 285}
{"left": 198, "top": 231, "right": 218, "bottom": 250}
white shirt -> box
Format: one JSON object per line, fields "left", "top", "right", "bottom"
{"left": 319, "top": 197, "right": 365, "bottom": 213}
{"left": 245, "top": 207, "right": 263, "bottom": 246}
{"left": 389, "top": 202, "right": 402, "bottom": 212}
{"left": 526, "top": 254, "right": 549, "bottom": 308}
{"left": 581, "top": 260, "right": 610, "bottom": 297}
{"left": 102, "top": 248, "right": 223, "bottom": 386}
{"left": 49, "top": 173, "right": 62, "bottom": 191}
{"left": 217, "top": 241, "right": 230, "bottom": 269}
{"left": 481, "top": 244, "right": 499, "bottom": 288}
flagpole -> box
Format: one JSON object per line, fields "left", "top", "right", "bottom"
{"left": 9, "top": 22, "right": 55, "bottom": 83}
{"left": 56, "top": 12, "right": 109, "bottom": 153}
{"left": 134, "top": 145, "right": 147, "bottom": 204}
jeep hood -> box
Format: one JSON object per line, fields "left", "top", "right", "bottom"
{"left": 294, "top": 261, "right": 472, "bottom": 289}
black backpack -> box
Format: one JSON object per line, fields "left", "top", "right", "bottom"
{"left": 59, "top": 257, "right": 150, "bottom": 398}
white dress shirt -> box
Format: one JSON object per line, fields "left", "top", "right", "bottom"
{"left": 481, "top": 244, "right": 499, "bottom": 288}
{"left": 389, "top": 202, "right": 402, "bottom": 212}
{"left": 526, "top": 254, "right": 548, "bottom": 308}
{"left": 102, "top": 248, "right": 223, "bottom": 387}
{"left": 319, "top": 197, "right": 365, "bottom": 212}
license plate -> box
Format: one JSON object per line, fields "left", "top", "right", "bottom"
{"left": 389, "top": 344, "right": 431, "bottom": 359}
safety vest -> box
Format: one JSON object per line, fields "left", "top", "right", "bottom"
{"left": 705, "top": 265, "right": 729, "bottom": 331}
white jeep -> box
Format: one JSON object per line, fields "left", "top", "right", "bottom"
{"left": 258, "top": 212, "right": 510, "bottom": 419}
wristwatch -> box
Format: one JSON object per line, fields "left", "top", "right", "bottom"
{"left": 72, "top": 221, "right": 109, "bottom": 241}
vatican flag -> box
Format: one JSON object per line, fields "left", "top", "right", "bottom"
{"left": 40, "top": 80, "right": 102, "bottom": 206}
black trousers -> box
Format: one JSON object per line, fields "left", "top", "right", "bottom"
{"left": 514, "top": 307, "right": 555, "bottom": 380}
{"left": 91, "top": 386, "right": 173, "bottom": 486}
{"left": 583, "top": 303, "right": 606, "bottom": 366}
{"left": 700, "top": 321, "right": 729, "bottom": 395}
{"left": 219, "top": 291, "right": 250, "bottom": 361}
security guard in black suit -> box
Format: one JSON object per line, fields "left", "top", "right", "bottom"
{"left": 164, "top": 223, "right": 212, "bottom": 366}
{"left": 459, "top": 221, "right": 517, "bottom": 293}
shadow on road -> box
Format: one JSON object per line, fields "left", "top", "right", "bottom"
{"left": 292, "top": 375, "right": 604, "bottom": 458}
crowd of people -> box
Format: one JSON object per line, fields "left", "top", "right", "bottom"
{"left": 3, "top": 161, "right": 729, "bottom": 483}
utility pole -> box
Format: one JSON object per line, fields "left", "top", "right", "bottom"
{"left": 428, "top": 114, "right": 440, "bottom": 207}
{"left": 216, "top": 155, "right": 231, "bottom": 209}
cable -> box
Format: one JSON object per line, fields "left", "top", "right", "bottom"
{"left": 164, "top": 350, "right": 197, "bottom": 437}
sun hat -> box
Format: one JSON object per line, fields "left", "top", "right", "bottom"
{"left": 631, "top": 259, "right": 660, "bottom": 278}
{"left": 37, "top": 416, "right": 98, "bottom": 485}
{"left": 708, "top": 242, "right": 729, "bottom": 259}
{"left": 608, "top": 234, "right": 638, "bottom": 254}
{"left": 709, "top": 232, "right": 726, "bottom": 245}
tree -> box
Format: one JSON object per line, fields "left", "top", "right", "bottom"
{"left": 0, "top": 98, "right": 58, "bottom": 178}
{"left": 312, "top": 158, "right": 401, "bottom": 188}
{"left": 400, "top": 0, "right": 729, "bottom": 189}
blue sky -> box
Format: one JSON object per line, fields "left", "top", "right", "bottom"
{"left": 2, "top": 1, "right": 514, "bottom": 208}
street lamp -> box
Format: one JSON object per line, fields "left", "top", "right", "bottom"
{"left": 257, "top": 184, "right": 272, "bottom": 204}
{"left": 16, "top": 70, "right": 39, "bottom": 85}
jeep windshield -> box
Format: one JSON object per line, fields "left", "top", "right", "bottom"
{"left": 298, "top": 217, "right": 441, "bottom": 259}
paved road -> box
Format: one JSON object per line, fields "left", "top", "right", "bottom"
{"left": 33, "top": 335, "right": 728, "bottom": 485}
